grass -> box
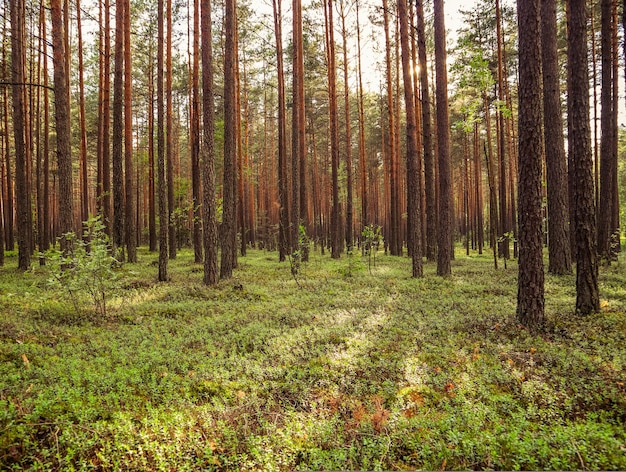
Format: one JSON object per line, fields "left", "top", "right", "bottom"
{"left": 1, "top": 246, "right": 625, "bottom": 470}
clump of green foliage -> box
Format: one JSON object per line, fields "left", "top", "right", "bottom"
{"left": 36, "top": 217, "right": 122, "bottom": 317}
{"left": 1, "top": 246, "right": 625, "bottom": 470}
{"left": 289, "top": 225, "right": 312, "bottom": 286}
{"left": 362, "top": 224, "right": 382, "bottom": 274}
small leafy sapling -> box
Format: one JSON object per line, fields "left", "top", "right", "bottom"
{"left": 37, "top": 217, "right": 121, "bottom": 317}
{"left": 362, "top": 224, "right": 382, "bottom": 274}
{"left": 497, "top": 230, "right": 516, "bottom": 269}
{"left": 288, "top": 224, "right": 310, "bottom": 288}
{"left": 609, "top": 229, "right": 621, "bottom": 263}
{"left": 299, "top": 224, "right": 310, "bottom": 262}
{"left": 341, "top": 245, "right": 365, "bottom": 278}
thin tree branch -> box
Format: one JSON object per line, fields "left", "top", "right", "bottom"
{"left": 0, "top": 81, "right": 54, "bottom": 91}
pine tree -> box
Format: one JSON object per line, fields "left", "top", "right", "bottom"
{"left": 516, "top": 0, "right": 545, "bottom": 330}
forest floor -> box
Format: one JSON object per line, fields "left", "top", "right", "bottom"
{"left": 1, "top": 245, "right": 625, "bottom": 470}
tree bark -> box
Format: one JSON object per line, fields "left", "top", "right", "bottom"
{"left": 51, "top": 0, "right": 74, "bottom": 256}
{"left": 291, "top": 0, "right": 304, "bottom": 258}
{"left": 112, "top": 0, "right": 125, "bottom": 258}
{"left": 147, "top": 36, "right": 157, "bottom": 252}
{"left": 541, "top": 0, "right": 572, "bottom": 275}
{"left": 610, "top": 0, "right": 620, "bottom": 254}
{"left": 100, "top": 0, "right": 112, "bottom": 238}
{"left": 568, "top": 0, "right": 599, "bottom": 314}
{"left": 416, "top": 0, "right": 436, "bottom": 262}
{"left": 124, "top": 0, "right": 136, "bottom": 262}
{"left": 3, "top": 84, "right": 15, "bottom": 252}
{"left": 484, "top": 94, "right": 498, "bottom": 270}
{"left": 11, "top": 0, "right": 32, "bottom": 269}
{"left": 434, "top": 0, "right": 452, "bottom": 276}
{"left": 189, "top": 0, "right": 202, "bottom": 262}
{"left": 597, "top": 0, "right": 616, "bottom": 261}
{"left": 166, "top": 0, "right": 176, "bottom": 259}
{"left": 272, "top": 0, "right": 289, "bottom": 262}
{"left": 37, "top": 1, "right": 49, "bottom": 259}
{"left": 76, "top": 0, "right": 89, "bottom": 231}
{"left": 399, "top": 0, "right": 423, "bottom": 277}
{"left": 157, "top": 0, "right": 168, "bottom": 281}
{"left": 221, "top": 0, "right": 238, "bottom": 278}
{"left": 355, "top": 0, "right": 368, "bottom": 233}
{"left": 236, "top": 35, "right": 246, "bottom": 258}
{"left": 496, "top": 0, "right": 510, "bottom": 260}
{"left": 201, "top": 0, "right": 218, "bottom": 284}
{"left": 340, "top": 1, "right": 353, "bottom": 252}
{"left": 325, "top": 0, "right": 341, "bottom": 259}
{"left": 382, "top": 0, "right": 399, "bottom": 256}
{"left": 295, "top": 0, "right": 307, "bottom": 255}
{"left": 517, "top": 0, "right": 545, "bottom": 331}
{"left": 474, "top": 123, "right": 484, "bottom": 254}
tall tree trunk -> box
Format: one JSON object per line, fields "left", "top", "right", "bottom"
{"left": 622, "top": 0, "right": 626, "bottom": 251}
{"left": 610, "top": 0, "right": 620, "bottom": 254}
{"left": 147, "top": 37, "right": 157, "bottom": 252}
{"left": 166, "top": 0, "right": 176, "bottom": 259}
{"left": 1, "top": 19, "right": 15, "bottom": 253}
{"left": 325, "top": 0, "right": 341, "bottom": 259}
{"left": 382, "top": 0, "right": 399, "bottom": 256}
{"left": 112, "top": 0, "right": 125, "bottom": 258}
{"left": 51, "top": 0, "right": 73, "bottom": 255}
{"left": 190, "top": 0, "right": 202, "bottom": 262}
{"left": 393, "top": 15, "right": 404, "bottom": 256}
{"left": 568, "top": 0, "right": 599, "bottom": 314}
{"left": 157, "top": 0, "right": 168, "bottom": 281}
{"left": 76, "top": 0, "right": 89, "bottom": 230}
{"left": 409, "top": 0, "right": 425, "bottom": 254}
{"left": 483, "top": 94, "right": 498, "bottom": 269}
{"left": 399, "top": 0, "right": 423, "bottom": 277}
{"left": 244, "top": 82, "right": 255, "bottom": 249}
{"left": 293, "top": 0, "right": 306, "bottom": 258}
{"left": 3, "top": 85, "right": 15, "bottom": 252}
{"left": 597, "top": 0, "right": 616, "bottom": 261}
{"left": 434, "top": 0, "right": 452, "bottom": 276}
{"left": 291, "top": 0, "right": 308, "bottom": 261}
{"left": 496, "top": 0, "right": 510, "bottom": 260}
{"left": 221, "top": 0, "right": 237, "bottom": 278}
{"left": 340, "top": 1, "right": 353, "bottom": 252}
{"left": 416, "top": 0, "right": 436, "bottom": 262}
{"left": 201, "top": 0, "right": 218, "bottom": 284}
{"left": 273, "top": 0, "right": 289, "bottom": 262}
{"left": 542, "top": 0, "right": 572, "bottom": 275}
{"left": 39, "top": 2, "right": 50, "bottom": 255}
{"left": 11, "top": 0, "right": 32, "bottom": 269}
{"left": 356, "top": 0, "right": 368, "bottom": 233}
{"left": 474, "top": 122, "right": 484, "bottom": 254}
{"left": 124, "top": 0, "right": 136, "bottom": 262}
{"left": 236, "top": 36, "right": 246, "bottom": 258}
{"left": 463, "top": 134, "right": 470, "bottom": 255}
{"left": 517, "top": 0, "right": 545, "bottom": 330}
{"left": 590, "top": 2, "right": 599, "bottom": 216}
{"left": 101, "top": 0, "right": 112, "bottom": 237}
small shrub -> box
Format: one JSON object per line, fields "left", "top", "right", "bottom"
{"left": 361, "top": 224, "right": 382, "bottom": 274}
{"left": 36, "top": 217, "right": 122, "bottom": 317}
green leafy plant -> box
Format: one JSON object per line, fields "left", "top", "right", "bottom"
{"left": 340, "top": 248, "right": 364, "bottom": 278}
{"left": 38, "top": 217, "right": 121, "bottom": 317}
{"left": 497, "top": 231, "right": 516, "bottom": 268}
{"left": 288, "top": 225, "right": 311, "bottom": 287}
{"left": 299, "top": 224, "right": 311, "bottom": 263}
{"left": 5, "top": 247, "right": 626, "bottom": 470}
{"left": 362, "top": 224, "right": 382, "bottom": 274}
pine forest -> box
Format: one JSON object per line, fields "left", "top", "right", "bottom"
{"left": 1, "top": 0, "right": 625, "bottom": 469}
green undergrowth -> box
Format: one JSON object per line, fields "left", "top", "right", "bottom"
{"left": 1, "top": 247, "right": 625, "bottom": 470}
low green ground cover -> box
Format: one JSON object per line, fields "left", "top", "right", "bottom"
{"left": 1, "top": 246, "right": 625, "bottom": 470}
